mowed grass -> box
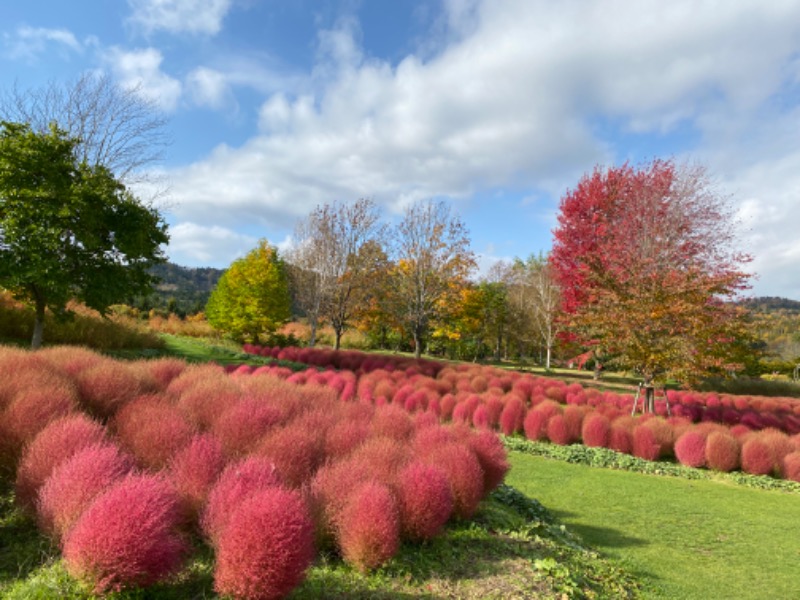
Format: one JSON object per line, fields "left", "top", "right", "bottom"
{"left": 507, "top": 451, "right": 800, "bottom": 599}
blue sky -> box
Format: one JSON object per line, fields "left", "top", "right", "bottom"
{"left": 2, "top": 0, "right": 800, "bottom": 299}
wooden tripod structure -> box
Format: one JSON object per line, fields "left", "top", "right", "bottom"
{"left": 630, "top": 383, "right": 671, "bottom": 416}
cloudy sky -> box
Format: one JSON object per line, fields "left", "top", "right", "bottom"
{"left": 2, "top": 0, "right": 800, "bottom": 298}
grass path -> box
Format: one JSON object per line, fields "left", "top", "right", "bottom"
{"left": 507, "top": 452, "right": 800, "bottom": 599}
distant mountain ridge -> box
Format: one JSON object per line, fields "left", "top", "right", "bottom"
{"left": 740, "top": 297, "right": 800, "bottom": 312}
{"left": 138, "top": 262, "right": 224, "bottom": 314}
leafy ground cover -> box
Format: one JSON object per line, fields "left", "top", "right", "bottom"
{"left": 506, "top": 450, "right": 800, "bottom": 599}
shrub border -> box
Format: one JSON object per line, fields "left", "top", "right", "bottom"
{"left": 504, "top": 436, "right": 800, "bottom": 494}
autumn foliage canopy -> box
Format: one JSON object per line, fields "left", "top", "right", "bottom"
{"left": 550, "top": 159, "right": 752, "bottom": 385}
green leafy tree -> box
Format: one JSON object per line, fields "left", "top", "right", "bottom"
{"left": 206, "top": 240, "right": 291, "bottom": 343}
{"left": 0, "top": 121, "right": 169, "bottom": 349}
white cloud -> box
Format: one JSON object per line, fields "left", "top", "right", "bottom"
{"left": 185, "top": 66, "right": 234, "bottom": 110}
{"left": 127, "top": 0, "right": 233, "bottom": 35}
{"left": 3, "top": 25, "right": 82, "bottom": 61}
{"left": 153, "top": 0, "right": 800, "bottom": 296}
{"left": 104, "top": 47, "right": 182, "bottom": 111}
{"left": 167, "top": 222, "right": 257, "bottom": 267}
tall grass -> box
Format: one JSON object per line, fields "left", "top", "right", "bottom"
{"left": 0, "top": 293, "right": 162, "bottom": 351}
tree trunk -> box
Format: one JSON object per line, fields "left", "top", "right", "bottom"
{"left": 545, "top": 344, "right": 552, "bottom": 371}
{"left": 308, "top": 315, "right": 318, "bottom": 347}
{"left": 412, "top": 330, "right": 422, "bottom": 359}
{"left": 31, "top": 296, "right": 45, "bottom": 350}
{"left": 334, "top": 327, "right": 342, "bottom": 351}
{"left": 643, "top": 373, "right": 655, "bottom": 413}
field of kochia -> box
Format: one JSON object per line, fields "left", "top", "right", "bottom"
{"left": 244, "top": 345, "right": 800, "bottom": 481}
{"left": 0, "top": 345, "right": 508, "bottom": 598}
{"left": 2, "top": 342, "right": 800, "bottom": 598}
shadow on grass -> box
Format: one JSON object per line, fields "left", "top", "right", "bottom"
{"left": 0, "top": 480, "right": 60, "bottom": 590}
{"left": 564, "top": 523, "right": 649, "bottom": 550}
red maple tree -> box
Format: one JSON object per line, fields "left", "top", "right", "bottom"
{"left": 550, "top": 159, "right": 752, "bottom": 403}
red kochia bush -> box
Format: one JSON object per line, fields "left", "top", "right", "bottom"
{"left": 546, "top": 414, "right": 571, "bottom": 445}
{"left": 336, "top": 482, "right": 400, "bottom": 572}
{"left": 3, "top": 385, "right": 78, "bottom": 451}
{"left": 632, "top": 424, "right": 660, "bottom": 461}
{"left": 201, "top": 457, "right": 282, "bottom": 547}
{"left": 15, "top": 415, "right": 107, "bottom": 513}
{"left": 740, "top": 437, "right": 775, "bottom": 476}
{"left": 113, "top": 397, "right": 196, "bottom": 470}
{"left": 674, "top": 430, "right": 707, "bottom": 468}
{"left": 394, "top": 462, "right": 453, "bottom": 541}
{"left": 214, "top": 488, "right": 315, "bottom": 600}
{"left": 523, "top": 408, "right": 549, "bottom": 441}
{"left": 783, "top": 452, "right": 800, "bottom": 482}
{"left": 465, "top": 429, "right": 510, "bottom": 495}
{"left": 424, "top": 443, "right": 484, "bottom": 519}
{"left": 168, "top": 433, "right": 227, "bottom": 518}
{"left": 213, "top": 397, "right": 283, "bottom": 458}
{"left": 37, "top": 442, "right": 135, "bottom": 542}
{"left": 499, "top": 396, "right": 525, "bottom": 436}
{"left": 256, "top": 421, "right": 325, "bottom": 488}
{"left": 63, "top": 474, "right": 187, "bottom": 593}
{"left": 705, "top": 432, "right": 740, "bottom": 472}
{"left": 581, "top": 413, "right": 611, "bottom": 448}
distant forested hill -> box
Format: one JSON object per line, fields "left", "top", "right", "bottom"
{"left": 742, "top": 297, "right": 800, "bottom": 362}
{"left": 131, "top": 263, "right": 224, "bottom": 315}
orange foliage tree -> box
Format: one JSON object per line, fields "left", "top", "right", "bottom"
{"left": 550, "top": 160, "right": 752, "bottom": 407}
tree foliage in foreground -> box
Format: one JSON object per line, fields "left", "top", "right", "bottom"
{"left": 0, "top": 121, "right": 168, "bottom": 349}
{"left": 550, "top": 159, "right": 752, "bottom": 394}
{"left": 206, "top": 240, "right": 291, "bottom": 343}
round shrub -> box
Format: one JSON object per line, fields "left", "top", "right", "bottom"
{"left": 499, "top": 396, "right": 525, "bottom": 436}
{"left": 168, "top": 433, "right": 227, "bottom": 518}
{"left": 255, "top": 422, "right": 325, "bottom": 488}
{"left": 523, "top": 408, "right": 548, "bottom": 441}
{"left": 609, "top": 424, "right": 633, "bottom": 455}
{"left": 632, "top": 424, "right": 660, "bottom": 461}
{"left": 213, "top": 397, "right": 283, "bottom": 458}
{"left": 15, "top": 415, "right": 107, "bottom": 513}
{"left": 740, "top": 437, "right": 775, "bottom": 476}
{"left": 3, "top": 385, "right": 78, "bottom": 450}
{"left": 63, "top": 474, "right": 187, "bottom": 594}
{"left": 201, "top": 457, "right": 282, "bottom": 547}
{"left": 705, "top": 432, "right": 740, "bottom": 472}
{"left": 336, "top": 481, "right": 400, "bottom": 572}
{"left": 465, "top": 430, "right": 510, "bottom": 494}
{"left": 674, "top": 430, "right": 707, "bottom": 468}
{"left": 75, "top": 362, "right": 143, "bottom": 418}
{"left": 37, "top": 442, "right": 135, "bottom": 542}
{"left": 562, "top": 405, "right": 585, "bottom": 442}
{"left": 347, "top": 436, "right": 410, "bottom": 484}
{"left": 308, "top": 457, "right": 372, "bottom": 546}
{"left": 394, "top": 462, "right": 453, "bottom": 541}
{"left": 214, "top": 488, "right": 315, "bottom": 600}
{"left": 546, "top": 414, "right": 571, "bottom": 445}
{"left": 783, "top": 451, "right": 800, "bottom": 483}
{"left": 424, "top": 443, "right": 484, "bottom": 520}
{"left": 581, "top": 413, "right": 611, "bottom": 448}
{"left": 114, "top": 397, "right": 196, "bottom": 470}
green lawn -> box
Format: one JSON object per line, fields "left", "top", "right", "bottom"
{"left": 507, "top": 452, "right": 800, "bottom": 599}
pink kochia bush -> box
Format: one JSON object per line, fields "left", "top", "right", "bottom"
{"left": 37, "top": 442, "right": 135, "bottom": 542}
{"left": 15, "top": 414, "right": 107, "bottom": 513}
{"left": 168, "top": 433, "right": 227, "bottom": 518}
{"left": 214, "top": 488, "right": 315, "bottom": 600}
{"left": 201, "top": 457, "right": 282, "bottom": 547}
{"left": 335, "top": 482, "right": 400, "bottom": 572}
{"left": 674, "top": 430, "right": 707, "bottom": 468}
{"left": 63, "top": 474, "right": 188, "bottom": 594}
{"left": 394, "top": 462, "right": 453, "bottom": 541}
